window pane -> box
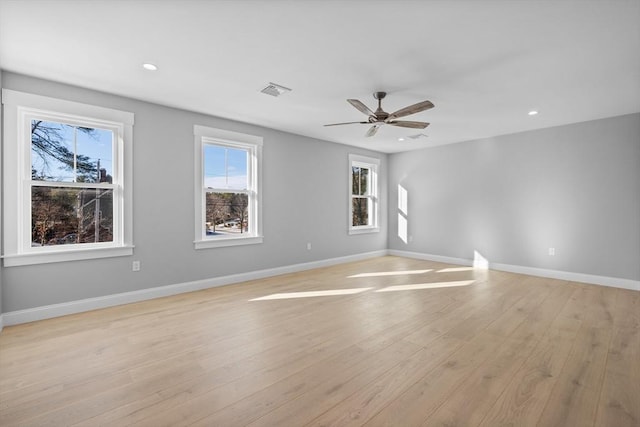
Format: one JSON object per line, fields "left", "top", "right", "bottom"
{"left": 31, "top": 120, "right": 113, "bottom": 183}
{"left": 352, "top": 197, "right": 369, "bottom": 226}
{"left": 204, "top": 145, "right": 248, "bottom": 190}
{"left": 31, "top": 186, "right": 113, "bottom": 246}
{"left": 205, "top": 192, "right": 249, "bottom": 236}
{"left": 352, "top": 166, "right": 369, "bottom": 196}
{"left": 352, "top": 166, "right": 360, "bottom": 195}
{"left": 359, "top": 167, "right": 369, "bottom": 195}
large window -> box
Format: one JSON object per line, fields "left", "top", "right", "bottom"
{"left": 2, "top": 90, "right": 134, "bottom": 266}
{"left": 349, "top": 154, "right": 380, "bottom": 234}
{"left": 31, "top": 121, "right": 115, "bottom": 246}
{"left": 194, "top": 125, "right": 262, "bottom": 249}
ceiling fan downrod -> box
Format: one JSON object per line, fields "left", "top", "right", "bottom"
{"left": 373, "top": 92, "right": 388, "bottom": 120}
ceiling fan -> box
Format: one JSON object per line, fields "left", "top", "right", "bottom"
{"left": 324, "top": 91, "right": 434, "bottom": 137}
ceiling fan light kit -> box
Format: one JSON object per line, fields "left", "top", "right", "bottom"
{"left": 325, "top": 91, "right": 434, "bottom": 138}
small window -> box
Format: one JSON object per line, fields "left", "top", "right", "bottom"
{"left": 2, "top": 89, "right": 134, "bottom": 266}
{"left": 194, "top": 125, "right": 262, "bottom": 249}
{"left": 349, "top": 154, "right": 380, "bottom": 234}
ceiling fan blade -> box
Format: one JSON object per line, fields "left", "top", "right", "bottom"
{"left": 365, "top": 124, "right": 380, "bottom": 137}
{"left": 387, "top": 100, "right": 434, "bottom": 120}
{"left": 324, "top": 121, "right": 370, "bottom": 127}
{"left": 387, "top": 120, "right": 430, "bottom": 129}
{"left": 347, "top": 99, "right": 376, "bottom": 117}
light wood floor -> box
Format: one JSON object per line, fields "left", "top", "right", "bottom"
{"left": 0, "top": 256, "right": 638, "bottom": 426}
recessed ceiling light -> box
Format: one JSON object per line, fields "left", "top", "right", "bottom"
{"left": 398, "top": 137, "right": 405, "bottom": 141}
{"left": 528, "top": 110, "right": 538, "bottom": 116}
{"left": 142, "top": 63, "right": 158, "bottom": 71}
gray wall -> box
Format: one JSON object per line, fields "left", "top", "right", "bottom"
{"left": 1, "top": 72, "right": 388, "bottom": 312}
{"left": 0, "top": 68, "right": 3, "bottom": 316}
{"left": 388, "top": 113, "right": 640, "bottom": 281}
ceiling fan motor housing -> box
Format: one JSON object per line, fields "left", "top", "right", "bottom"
{"left": 373, "top": 92, "right": 389, "bottom": 121}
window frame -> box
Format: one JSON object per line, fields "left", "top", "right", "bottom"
{"left": 194, "top": 125, "right": 263, "bottom": 249}
{"left": 348, "top": 154, "right": 380, "bottom": 235}
{"left": 1, "top": 89, "right": 134, "bottom": 266}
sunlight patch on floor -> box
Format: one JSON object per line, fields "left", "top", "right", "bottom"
{"left": 375, "top": 280, "right": 475, "bottom": 292}
{"left": 251, "top": 278, "right": 476, "bottom": 301}
{"left": 436, "top": 267, "right": 474, "bottom": 273}
{"left": 348, "top": 269, "right": 431, "bottom": 278}
{"left": 250, "top": 287, "right": 373, "bottom": 301}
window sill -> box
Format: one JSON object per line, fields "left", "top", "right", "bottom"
{"left": 348, "top": 227, "right": 380, "bottom": 235}
{"left": 2, "top": 245, "right": 135, "bottom": 267}
{"left": 194, "top": 235, "right": 263, "bottom": 250}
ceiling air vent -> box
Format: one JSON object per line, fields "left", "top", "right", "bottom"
{"left": 407, "top": 133, "right": 429, "bottom": 140}
{"left": 260, "top": 82, "right": 292, "bottom": 97}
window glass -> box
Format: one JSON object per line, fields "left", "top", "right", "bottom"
{"left": 204, "top": 145, "right": 248, "bottom": 190}
{"left": 31, "top": 187, "right": 113, "bottom": 246}
{"left": 353, "top": 166, "right": 369, "bottom": 196}
{"left": 31, "top": 120, "right": 113, "bottom": 183}
{"left": 351, "top": 165, "right": 372, "bottom": 226}
{"left": 205, "top": 192, "right": 249, "bottom": 236}
{"left": 352, "top": 197, "right": 369, "bottom": 226}
{"left": 29, "top": 118, "right": 116, "bottom": 248}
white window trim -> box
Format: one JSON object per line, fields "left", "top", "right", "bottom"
{"left": 1, "top": 89, "right": 134, "bottom": 266}
{"left": 349, "top": 154, "right": 380, "bottom": 235}
{"left": 194, "top": 125, "right": 263, "bottom": 249}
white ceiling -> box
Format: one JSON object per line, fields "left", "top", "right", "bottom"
{"left": 1, "top": 0, "right": 639, "bottom": 153}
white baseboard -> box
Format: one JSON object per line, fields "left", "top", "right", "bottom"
{"left": 488, "top": 262, "right": 640, "bottom": 291}
{"left": 389, "top": 249, "right": 640, "bottom": 291}
{"left": 1, "top": 250, "right": 387, "bottom": 327}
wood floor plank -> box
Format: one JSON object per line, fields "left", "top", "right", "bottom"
{"left": 594, "top": 288, "right": 640, "bottom": 427}
{"left": 534, "top": 325, "right": 612, "bottom": 427}
{"left": 403, "top": 282, "right": 510, "bottom": 347}
{"left": 0, "top": 256, "right": 637, "bottom": 427}
{"left": 423, "top": 280, "right": 574, "bottom": 426}
{"left": 295, "top": 335, "right": 465, "bottom": 427}
{"left": 82, "top": 329, "right": 372, "bottom": 425}
{"left": 421, "top": 336, "right": 535, "bottom": 427}
{"left": 612, "top": 288, "right": 640, "bottom": 329}
{"left": 361, "top": 331, "right": 508, "bottom": 426}
{"left": 137, "top": 341, "right": 420, "bottom": 427}
{"left": 476, "top": 285, "right": 583, "bottom": 427}
{"left": 595, "top": 369, "right": 640, "bottom": 427}
{"left": 534, "top": 286, "right": 618, "bottom": 427}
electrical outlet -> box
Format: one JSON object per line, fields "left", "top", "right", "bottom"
{"left": 132, "top": 260, "right": 141, "bottom": 271}
{"left": 307, "top": 242, "right": 312, "bottom": 250}
{"left": 548, "top": 248, "right": 555, "bottom": 256}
